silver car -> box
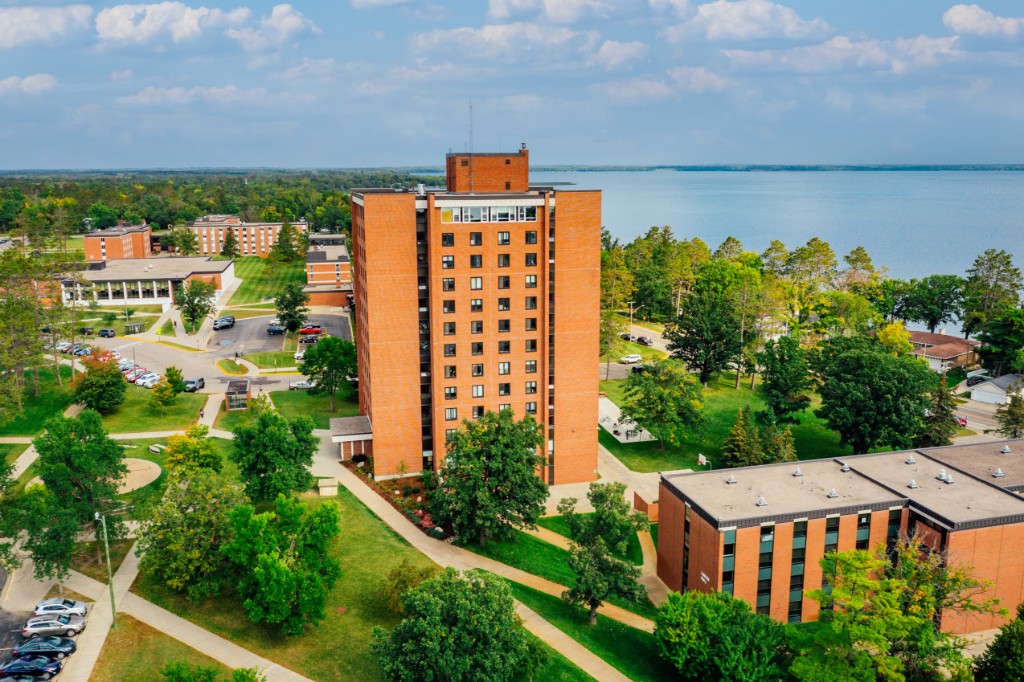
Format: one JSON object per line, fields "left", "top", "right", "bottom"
{"left": 22, "top": 613, "right": 86, "bottom": 638}
{"left": 33, "top": 597, "right": 88, "bottom": 618}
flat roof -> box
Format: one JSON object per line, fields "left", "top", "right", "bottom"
{"left": 921, "top": 439, "right": 1024, "bottom": 491}
{"left": 662, "top": 459, "right": 904, "bottom": 529}
{"left": 85, "top": 224, "right": 150, "bottom": 237}
{"left": 75, "top": 257, "right": 232, "bottom": 283}
{"left": 226, "top": 379, "right": 250, "bottom": 394}
{"left": 330, "top": 416, "right": 372, "bottom": 438}
{"left": 306, "top": 245, "right": 350, "bottom": 263}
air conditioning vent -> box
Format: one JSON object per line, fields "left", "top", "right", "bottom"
{"left": 937, "top": 469, "right": 951, "bottom": 483}
{"left": 993, "top": 468, "right": 1005, "bottom": 478}
{"left": 793, "top": 467, "right": 803, "bottom": 477}
{"left": 826, "top": 489, "right": 839, "bottom": 499}
{"left": 905, "top": 455, "right": 916, "bottom": 465}
{"left": 840, "top": 463, "right": 851, "bottom": 472}
{"left": 755, "top": 495, "right": 767, "bottom": 507}
{"left": 908, "top": 479, "right": 919, "bottom": 489}
{"left": 1001, "top": 445, "right": 1011, "bottom": 455}
{"left": 726, "top": 475, "right": 738, "bottom": 485}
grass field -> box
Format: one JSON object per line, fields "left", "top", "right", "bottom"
{"left": 537, "top": 513, "right": 644, "bottom": 566}
{"left": 599, "top": 374, "right": 849, "bottom": 472}
{"left": 216, "top": 359, "right": 249, "bottom": 376}
{"left": 0, "top": 366, "right": 76, "bottom": 437}
{"left": 213, "top": 402, "right": 252, "bottom": 433}
{"left": 246, "top": 350, "right": 296, "bottom": 369}
{"left": 650, "top": 524, "right": 658, "bottom": 548}
{"left": 600, "top": 341, "right": 667, "bottom": 364}
{"left": 505, "top": 580, "right": 676, "bottom": 682}
{"left": 71, "top": 539, "right": 134, "bottom": 584}
{"left": 228, "top": 257, "right": 306, "bottom": 306}
{"left": 100, "top": 386, "right": 206, "bottom": 433}
{"left": 0, "top": 443, "right": 29, "bottom": 466}
{"left": 91, "top": 614, "right": 234, "bottom": 682}
{"left": 220, "top": 308, "right": 276, "bottom": 321}
{"left": 271, "top": 390, "right": 358, "bottom": 429}
{"left": 157, "top": 320, "right": 174, "bottom": 336}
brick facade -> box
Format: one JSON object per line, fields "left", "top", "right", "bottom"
{"left": 446, "top": 148, "right": 530, "bottom": 193}
{"left": 83, "top": 225, "right": 152, "bottom": 262}
{"left": 191, "top": 215, "right": 309, "bottom": 257}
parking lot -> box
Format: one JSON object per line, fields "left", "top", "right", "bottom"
{"left": 206, "top": 314, "right": 351, "bottom": 355}
{"left": 0, "top": 569, "right": 28, "bottom": 657}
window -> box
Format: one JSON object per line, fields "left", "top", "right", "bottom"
{"left": 498, "top": 320, "right": 510, "bottom": 333}
{"left": 470, "top": 277, "right": 483, "bottom": 290}
{"left": 525, "top": 318, "right": 537, "bottom": 331}
{"left": 526, "top": 253, "right": 537, "bottom": 267}
{"left": 442, "top": 278, "right": 455, "bottom": 292}
{"left": 498, "top": 276, "right": 510, "bottom": 289}
{"left": 525, "top": 381, "right": 537, "bottom": 394}
{"left": 498, "top": 298, "right": 510, "bottom": 311}
{"left": 525, "top": 339, "right": 537, "bottom": 352}
{"left": 525, "top": 360, "right": 537, "bottom": 373}
{"left": 441, "top": 233, "right": 454, "bottom": 247}
{"left": 445, "top": 408, "right": 457, "bottom": 421}
{"left": 470, "top": 254, "right": 482, "bottom": 268}
{"left": 444, "top": 387, "right": 457, "bottom": 400}
{"left": 525, "top": 275, "right": 537, "bottom": 288}
{"left": 444, "top": 365, "right": 457, "bottom": 378}
{"left": 856, "top": 513, "right": 871, "bottom": 550}
{"left": 498, "top": 231, "right": 510, "bottom": 245}
{"left": 499, "top": 362, "right": 510, "bottom": 375}
{"left": 472, "top": 364, "right": 484, "bottom": 377}
{"left": 444, "top": 344, "right": 456, "bottom": 357}
{"left": 470, "top": 232, "right": 482, "bottom": 246}
{"left": 472, "top": 406, "right": 484, "bottom": 419}
{"left": 525, "top": 296, "right": 537, "bottom": 310}
{"left": 442, "top": 255, "right": 454, "bottom": 269}
{"left": 498, "top": 254, "right": 510, "bottom": 267}
{"left": 446, "top": 429, "right": 457, "bottom": 441}
{"left": 472, "top": 342, "right": 483, "bottom": 355}
{"left": 471, "top": 299, "right": 483, "bottom": 312}
{"left": 499, "top": 404, "right": 511, "bottom": 412}
{"left": 472, "top": 385, "right": 484, "bottom": 398}
{"left": 499, "top": 383, "right": 510, "bottom": 396}
{"left": 498, "top": 341, "right": 510, "bottom": 354}
{"left": 526, "top": 230, "right": 537, "bottom": 244}
{"left": 443, "top": 322, "right": 456, "bottom": 335}
{"left": 471, "top": 320, "right": 483, "bottom": 334}
{"left": 443, "top": 300, "right": 456, "bottom": 314}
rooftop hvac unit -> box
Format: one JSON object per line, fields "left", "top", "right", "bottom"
{"left": 993, "top": 468, "right": 1006, "bottom": 478}
{"left": 725, "top": 475, "right": 738, "bottom": 485}
{"left": 1001, "top": 445, "right": 1012, "bottom": 455}
{"left": 908, "top": 479, "right": 919, "bottom": 489}
{"left": 905, "top": 455, "right": 917, "bottom": 464}
{"left": 755, "top": 495, "right": 767, "bottom": 507}
{"left": 826, "top": 489, "right": 839, "bottom": 499}
{"left": 840, "top": 463, "right": 851, "bottom": 472}
{"left": 793, "top": 467, "right": 803, "bottom": 477}
{"left": 937, "top": 469, "right": 950, "bottom": 482}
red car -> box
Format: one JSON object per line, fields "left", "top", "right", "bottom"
{"left": 298, "top": 324, "right": 323, "bottom": 335}
{"left": 955, "top": 415, "right": 968, "bottom": 428}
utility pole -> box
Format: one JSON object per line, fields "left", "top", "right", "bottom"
{"left": 628, "top": 301, "right": 644, "bottom": 335}
{"left": 94, "top": 512, "right": 116, "bottom": 627}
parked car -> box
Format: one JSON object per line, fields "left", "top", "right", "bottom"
{"left": 220, "top": 315, "right": 235, "bottom": 323}
{"left": 125, "top": 369, "right": 148, "bottom": 383}
{"left": 212, "top": 318, "right": 234, "bottom": 330}
{"left": 0, "top": 674, "right": 38, "bottom": 682}
{"left": 77, "top": 327, "right": 94, "bottom": 336}
{"left": 631, "top": 364, "right": 649, "bottom": 374}
{"left": 955, "top": 415, "right": 968, "bottom": 428}
{"left": 137, "top": 374, "right": 161, "bottom": 389}
{"left": 98, "top": 329, "right": 116, "bottom": 338}
{"left": 299, "top": 335, "right": 319, "bottom": 344}
{"left": 268, "top": 318, "right": 281, "bottom": 326}
{"left": 22, "top": 614, "right": 86, "bottom": 638}
{"left": 70, "top": 344, "right": 87, "bottom": 354}
{"left": 0, "top": 656, "right": 62, "bottom": 679}
{"left": 266, "top": 325, "right": 285, "bottom": 335}
{"left": 12, "top": 636, "right": 76, "bottom": 659}
{"left": 293, "top": 351, "right": 305, "bottom": 361}
{"left": 0, "top": 236, "right": 9, "bottom": 244}
{"left": 55, "top": 342, "right": 72, "bottom": 353}
{"left": 636, "top": 336, "right": 654, "bottom": 347}
{"left": 966, "top": 376, "right": 987, "bottom": 387}
{"left": 619, "top": 333, "right": 637, "bottom": 342}
{"left": 619, "top": 354, "right": 643, "bottom": 364}
{"left": 298, "top": 324, "right": 323, "bottom": 335}
{"left": 183, "top": 378, "right": 205, "bottom": 392}
{"left": 289, "top": 380, "right": 316, "bottom": 390}
{"left": 118, "top": 360, "right": 135, "bottom": 371}
{"left": 73, "top": 347, "right": 91, "bottom": 356}
{"left": 33, "top": 598, "right": 87, "bottom": 618}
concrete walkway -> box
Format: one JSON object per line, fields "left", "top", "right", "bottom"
{"left": 599, "top": 396, "right": 654, "bottom": 444}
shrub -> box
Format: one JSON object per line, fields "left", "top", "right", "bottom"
{"left": 379, "top": 559, "right": 439, "bottom": 615}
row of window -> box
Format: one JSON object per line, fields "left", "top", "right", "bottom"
{"left": 442, "top": 317, "right": 538, "bottom": 332}
{"left": 445, "top": 381, "right": 539, "bottom": 399}
{"left": 445, "top": 402, "right": 538, "bottom": 423}
{"left": 441, "top": 255, "right": 539, "bottom": 273}
{"left": 441, "top": 230, "right": 538, "bottom": 246}
{"left": 443, "top": 360, "right": 537, "bottom": 376}
{"left": 439, "top": 206, "right": 538, "bottom": 224}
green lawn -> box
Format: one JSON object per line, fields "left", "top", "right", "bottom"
{"left": 92, "top": 614, "right": 234, "bottom": 682}
{"left": 157, "top": 320, "right": 174, "bottom": 336}
{"left": 90, "top": 305, "right": 164, "bottom": 315}
{"left": 247, "top": 350, "right": 296, "bottom": 369}
{"left": 0, "top": 366, "right": 76, "bottom": 436}
{"left": 225, "top": 302, "right": 277, "bottom": 310}
{"left": 462, "top": 531, "right": 658, "bottom": 619}
{"left": 271, "top": 390, "right": 358, "bottom": 429}
{"left": 216, "top": 359, "right": 249, "bottom": 376}
{"left": 505, "top": 580, "right": 678, "bottom": 682}
{"left": 600, "top": 341, "right": 667, "bottom": 365}
{"left": 650, "top": 524, "right": 658, "bottom": 548}
{"left": 228, "top": 257, "right": 306, "bottom": 306}
{"left": 220, "top": 308, "right": 276, "bottom": 321}
{"left": 537, "top": 514, "right": 644, "bottom": 566}
{"left": 599, "top": 375, "right": 849, "bottom": 472}
{"left": 0, "top": 443, "right": 29, "bottom": 466}
{"left": 100, "top": 386, "right": 206, "bottom": 433}
{"left": 71, "top": 539, "right": 134, "bottom": 584}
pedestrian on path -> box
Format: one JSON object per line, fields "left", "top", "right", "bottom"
{"left": 199, "top": 408, "right": 205, "bottom": 419}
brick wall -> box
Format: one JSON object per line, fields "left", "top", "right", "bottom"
{"left": 446, "top": 149, "right": 530, "bottom": 193}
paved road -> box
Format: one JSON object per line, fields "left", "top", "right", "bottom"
{"left": 0, "top": 568, "right": 27, "bottom": 662}
{"left": 630, "top": 323, "right": 669, "bottom": 351}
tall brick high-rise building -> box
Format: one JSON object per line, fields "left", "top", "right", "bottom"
{"left": 346, "top": 146, "right": 600, "bottom": 484}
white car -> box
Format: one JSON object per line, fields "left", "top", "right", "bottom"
{"left": 137, "top": 374, "right": 161, "bottom": 388}
{"left": 56, "top": 342, "right": 73, "bottom": 353}
{"left": 619, "top": 354, "right": 644, "bottom": 364}
{"left": 293, "top": 350, "right": 305, "bottom": 361}
{"left": 289, "top": 379, "right": 316, "bottom": 391}
{"left": 118, "top": 360, "right": 135, "bottom": 371}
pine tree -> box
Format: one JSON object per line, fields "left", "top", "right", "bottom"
{"left": 762, "top": 423, "right": 797, "bottom": 463}
{"left": 995, "top": 381, "right": 1024, "bottom": 439}
{"left": 722, "top": 406, "right": 762, "bottom": 467}
{"left": 915, "top": 373, "right": 963, "bottom": 447}
{"left": 220, "top": 229, "right": 239, "bottom": 259}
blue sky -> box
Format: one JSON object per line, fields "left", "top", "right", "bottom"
{"left": 3, "top": 0, "right": 1024, "bottom": 168}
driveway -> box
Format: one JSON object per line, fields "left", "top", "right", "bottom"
{"left": 206, "top": 314, "right": 351, "bottom": 354}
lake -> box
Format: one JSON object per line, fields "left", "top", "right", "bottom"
{"left": 532, "top": 169, "right": 1024, "bottom": 280}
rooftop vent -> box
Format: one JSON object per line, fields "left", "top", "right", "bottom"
{"left": 1001, "top": 445, "right": 1012, "bottom": 455}
{"left": 908, "top": 479, "right": 919, "bottom": 489}
{"left": 415, "top": 183, "right": 426, "bottom": 196}
{"left": 826, "top": 488, "right": 839, "bottom": 499}
{"left": 793, "top": 467, "right": 803, "bottom": 477}
{"left": 993, "top": 468, "right": 1006, "bottom": 478}
{"left": 937, "top": 469, "right": 954, "bottom": 484}
{"left": 906, "top": 455, "right": 917, "bottom": 465}
{"left": 841, "top": 463, "right": 851, "bottom": 472}
{"left": 755, "top": 495, "right": 768, "bottom": 507}
{"left": 943, "top": 474, "right": 954, "bottom": 484}
{"left": 726, "top": 475, "right": 738, "bottom": 485}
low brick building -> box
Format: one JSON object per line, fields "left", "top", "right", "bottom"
{"left": 658, "top": 439, "right": 1024, "bottom": 634}
{"left": 191, "top": 214, "right": 309, "bottom": 257}
{"left": 83, "top": 224, "right": 152, "bottom": 262}
{"left": 61, "top": 256, "right": 235, "bottom": 310}
{"left": 304, "top": 242, "right": 352, "bottom": 307}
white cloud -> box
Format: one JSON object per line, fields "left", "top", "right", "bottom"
{"left": 276, "top": 58, "right": 338, "bottom": 81}
{"left": 95, "top": 2, "right": 249, "bottom": 45}
{"left": 488, "top": 0, "right": 629, "bottom": 23}
{"left": 666, "top": 65, "right": 735, "bottom": 92}
{"left": 226, "top": 4, "right": 321, "bottom": 50}
{"left": 0, "top": 73, "right": 57, "bottom": 96}
{"left": 724, "top": 35, "right": 962, "bottom": 75}
{"left": 943, "top": 4, "right": 1024, "bottom": 39}
{"left": 590, "top": 40, "right": 648, "bottom": 70}
{"left": 117, "top": 84, "right": 269, "bottom": 106}
{"left": 351, "top": 0, "right": 410, "bottom": 7}
{"left": 0, "top": 5, "right": 92, "bottom": 50}
{"left": 413, "top": 23, "right": 598, "bottom": 61}
{"left": 662, "top": 0, "right": 830, "bottom": 42}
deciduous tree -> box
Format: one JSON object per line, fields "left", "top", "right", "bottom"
{"left": 556, "top": 482, "right": 648, "bottom": 559}
{"left": 74, "top": 355, "right": 126, "bottom": 413}
{"left": 149, "top": 378, "right": 177, "bottom": 416}
{"left": 906, "top": 274, "right": 964, "bottom": 333}
{"left": 380, "top": 559, "right": 439, "bottom": 615}
{"left": 564, "top": 538, "right": 646, "bottom": 625}
{"left": 275, "top": 281, "right": 309, "bottom": 333}
{"left": 963, "top": 248, "right": 1023, "bottom": 337}
{"left": 165, "top": 424, "right": 222, "bottom": 472}
{"left": 757, "top": 336, "right": 811, "bottom": 424}
{"left": 977, "top": 306, "right": 1024, "bottom": 376}
{"left": 231, "top": 411, "right": 317, "bottom": 503}
{"left": 665, "top": 289, "right": 741, "bottom": 385}
{"left": 975, "top": 603, "right": 1024, "bottom": 682}
{"left": 426, "top": 409, "right": 546, "bottom": 547}
{"left": 620, "top": 359, "right": 704, "bottom": 450}
{"left": 299, "top": 336, "right": 357, "bottom": 411}
{"left": 165, "top": 365, "right": 185, "bottom": 394}
{"left": 176, "top": 279, "right": 216, "bottom": 330}
{"left": 877, "top": 320, "right": 913, "bottom": 356}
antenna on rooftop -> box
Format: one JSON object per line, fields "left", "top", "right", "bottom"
{"left": 468, "top": 101, "right": 474, "bottom": 194}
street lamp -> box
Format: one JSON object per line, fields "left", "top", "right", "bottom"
{"left": 94, "top": 511, "right": 117, "bottom": 627}
{"left": 628, "top": 301, "right": 644, "bottom": 334}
